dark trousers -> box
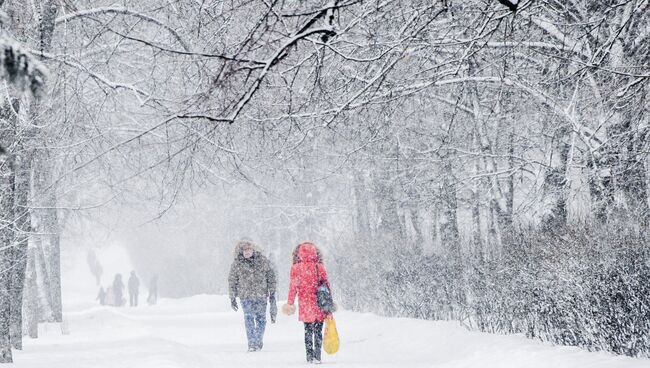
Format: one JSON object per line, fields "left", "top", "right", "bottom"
{"left": 304, "top": 321, "right": 323, "bottom": 362}
{"left": 130, "top": 292, "right": 138, "bottom": 307}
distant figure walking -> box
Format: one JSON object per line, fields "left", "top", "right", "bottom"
{"left": 112, "top": 274, "right": 125, "bottom": 307}
{"left": 147, "top": 274, "right": 158, "bottom": 305}
{"left": 283, "top": 242, "right": 333, "bottom": 364}
{"left": 86, "top": 249, "right": 103, "bottom": 285}
{"left": 128, "top": 271, "right": 140, "bottom": 307}
{"left": 96, "top": 287, "right": 106, "bottom": 306}
{"left": 228, "top": 239, "right": 277, "bottom": 352}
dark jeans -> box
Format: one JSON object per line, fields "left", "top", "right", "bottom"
{"left": 304, "top": 321, "right": 323, "bottom": 362}
{"left": 241, "top": 298, "right": 267, "bottom": 350}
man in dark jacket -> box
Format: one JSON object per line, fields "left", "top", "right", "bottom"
{"left": 228, "top": 240, "right": 277, "bottom": 352}
{"left": 128, "top": 270, "right": 140, "bottom": 307}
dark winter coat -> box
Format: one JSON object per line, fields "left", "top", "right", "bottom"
{"left": 228, "top": 243, "right": 277, "bottom": 300}
{"left": 287, "top": 242, "right": 331, "bottom": 323}
{"left": 128, "top": 275, "right": 140, "bottom": 293}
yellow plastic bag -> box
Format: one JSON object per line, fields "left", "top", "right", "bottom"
{"left": 323, "top": 316, "right": 339, "bottom": 354}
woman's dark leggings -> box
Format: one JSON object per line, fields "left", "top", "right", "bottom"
{"left": 304, "top": 321, "right": 324, "bottom": 361}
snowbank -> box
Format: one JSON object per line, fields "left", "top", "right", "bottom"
{"left": 12, "top": 294, "right": 650, "bottom": 368}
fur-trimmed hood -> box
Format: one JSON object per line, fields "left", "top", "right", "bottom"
{"left": 228, "top": 240, "right": 276, "bottom": 300}
{"left": 233, "top": 240, "right": 264, "bottom": 259}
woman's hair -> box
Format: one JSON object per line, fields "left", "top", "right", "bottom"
{"left": 291, "top": 242, "right": 324, "bottom": 264}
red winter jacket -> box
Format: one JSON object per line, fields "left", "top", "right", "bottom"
{"left": 287, "top": 243, "right": 331, "bottom": 323}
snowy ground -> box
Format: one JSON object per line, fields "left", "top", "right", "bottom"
{"left": 11, "top": 293, "right": 650, "bottom": 368}
{"left": 12, "top": 247, "right": 649, "bottom": 368}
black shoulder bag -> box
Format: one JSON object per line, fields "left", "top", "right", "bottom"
{"left": 316, "top": 264, "right": 335, "bottom": 313}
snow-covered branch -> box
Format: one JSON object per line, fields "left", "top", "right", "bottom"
{"left": 55, "top": 6, "right": 191, "bottom": 51}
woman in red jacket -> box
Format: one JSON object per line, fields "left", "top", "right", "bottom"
{"left": 284, "top": 242, "right": 332, "bottom": 364}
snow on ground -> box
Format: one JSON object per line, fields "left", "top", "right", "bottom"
{"left": 13, "top": 246, "right": 649, "bottom": 368}
{"left": 11, "top": 293, "right": 650, "bottom": 368}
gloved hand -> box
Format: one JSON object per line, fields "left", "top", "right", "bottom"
{"left": 230, "top": 297, "right": 238, "bottom": 312}
{"left": 269, "top": 296, "right": 277, "bottom": 323}
{"left": 282, "top": 303, "right": 296, "bottom": 316}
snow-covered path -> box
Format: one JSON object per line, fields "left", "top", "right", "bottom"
{"left": 11, "top": 295, "right": 650, "bottom": 368}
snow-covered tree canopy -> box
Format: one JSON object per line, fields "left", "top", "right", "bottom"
{"left": 0, "top": 0, "right": 648, "bottom": 364}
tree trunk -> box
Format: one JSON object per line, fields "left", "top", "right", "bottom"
{"left": 375, "top": 181, "right": 405, "bottom": 244}
{"left": 439, "top": 155, "right": 464, "bottom": 314}
{"left": 373, "top": 143, "right": 407, "bottom": 246}
{"left": 22, "top": 245, "right": 39, "bottom": 338}
{"left": 621, "top": 122, "right": 650, "bottom": 228}
{"left": 473, "top": 84, "right": 509, "bottom": 246}
{"left": 486, "top": 202, "right": 500, "bottom": 260}
{"left": 3, "top": 1, "right": 63, "bottom": 349}
{"left": 542, "top": 126, "right": 570, "bottom": 231}
{"left": 616, "top": 88, "right": 650, "bottom": 229}
{"left": 471, "top": 132, "right": 483, "bottom": 261}
{"left": 504, "top": 123, "right": 515, "bottom": 228}
{"left": 409, "top": 206, "right": 424, "bottom": 254}
{"left": 33, "top": 0, "right": 64, "bottom": 323}
{"left": 35, "top": 0, "right": 61, "bottom": 323}
{"left": 589, "top": 7, "right": 648, "bottom": 228}
{"left": 9, "top": 101, "right": 32, "bottom": 350}
{"left": 35, "top": 237, "right": 55, "bottom": 322}
{"left": 0, "top": 166, "right": 14, "bottom": 362}
{"left": 439, "top": 158, "right": 460, "bottom": 261}
{"left": 589, "top": 155, "right": 615, "bottom": 223}
{"left": 0, "top": 100, "right": 18, "bottom": 363}
{"left": 43, "top": 208, "right": 61, "bottom": 322}
{"left": 32, "top": 152, "right": 61, "bottom": 322}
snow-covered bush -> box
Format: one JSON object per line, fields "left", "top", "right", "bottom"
{"left": 470, "top": 227, "right": 650, "bottom": 357}
{"left": 334, "top": 226, "right": 650, "bottom": 358}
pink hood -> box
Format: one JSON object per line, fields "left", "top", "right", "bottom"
{"left": 297, "top": 243, "right": 319, "bottom": 263}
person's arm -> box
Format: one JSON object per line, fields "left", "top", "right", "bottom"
{"left": 267, "top": 260, "right": 278, "bottom": 322}
{"left": 287, "top": 264, "right": 298, "bottom": 305}
{"left": 228, "top": 263, "right": 239, "bottom": 311}
{"left": 228, "top": 263, "right": 238, "bottom": 299}
{"left": 267, "top": 260, "right": 277, "bottom": 299}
